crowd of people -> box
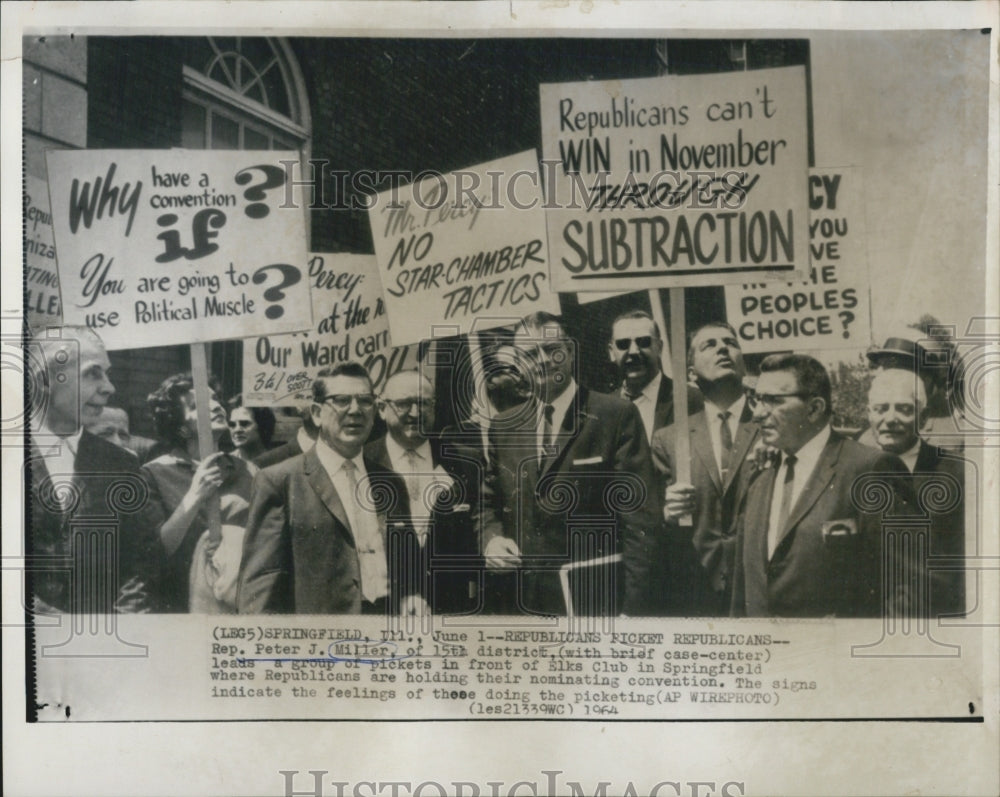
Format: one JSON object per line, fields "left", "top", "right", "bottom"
{"left": 25, "top": 312, "right": 967, "bottom": 618}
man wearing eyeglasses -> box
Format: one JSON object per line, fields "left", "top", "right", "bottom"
{"left": 731, "top": 353, "right": 912, "bottom": 618}
{"left": 365, "top": 369, "right": 481, "bottom": 614}
{"left": 866, "top": 368, "right": 964, "bottom": 617}
{"left": 238, "top": 362, "right": 419, "bottom": 615}
{"left": 482, "top": 311, "right": 662, "bottom": 616}
{"left": 607, "top": 310, "right": 681, "bottom": 442}
{"left": 650, "top": 322, "right": 759, "bottom": 615}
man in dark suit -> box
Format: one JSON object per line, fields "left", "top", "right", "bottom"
{"left": 27, "top": 326, "right": 162, "bottom": 614}
{"left": 867, "top": 368, "right": 965, "bottom": 617}
{"left": 483, "top": 311, "right": 662, "bottom": 616}
{"left": 237, "top": 362, "right": 417, "bottom": 615}
{"left": 732, "top": 353, "right": 912, "bottom": 618}
{"left": 253, "top": 406, "right": 318, "bottom": 469}
{"left": 365, "top": 369, "right": 481, "bottom": 615}
{"left": 651, "top": 322, "right": 758, "bottom": 615}
{"left": 607, "top": 310, "right": 677, "bottom": 442}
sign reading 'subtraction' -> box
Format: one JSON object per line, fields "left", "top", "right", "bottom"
{"left": 24, "top": 175, "right": 62, "bottom": 329}
{"left": 45, "top": 150, "right": 310, "bottom": 350}
{"left": 242, "top": 254, "right": 418, "bottom": 406}
{"left": 725, "top": 168, "right": 871, "bottom": 352}
{"left": 368, "top": 150, "right": 559, "bottom": 347}
{"left": 540, "top": 67, "right": 809, "bottom": 291}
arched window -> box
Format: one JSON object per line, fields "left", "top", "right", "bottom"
{"left": 178, "top": 37, "right": 311, "bottom": 402}
{"left": 180, "top": 37, "right": 310, "bottom": 151}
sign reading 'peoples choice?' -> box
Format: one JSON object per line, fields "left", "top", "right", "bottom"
{"left": 45, "top": 149, "right": 311, "bottom": 350}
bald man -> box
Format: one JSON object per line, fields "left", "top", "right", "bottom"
{"left": 867, "top": 369, "right": 965, "bottom": 616}
{"left": 27, "top": 326, "right": 163, "bottom": 613}
{"left": 366, "top": 369, "right": 481, "bottom": 614}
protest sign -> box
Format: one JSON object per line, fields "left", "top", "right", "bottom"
{"left": 23, "top": 175, "right": 62, "bottom": 329}
{"left": 242, "top": 253, "right": 418, "bottom": 405}
{"left": 725, "top": 167, "right": 871, "bottom": 352}
{"left": 540, "top": 67, "right": 809, "bottom": 292}
{"left": 45, "top": 150, "right": 310, "bottom": 350}
{"left": 368, "top": 150, "right": 559, "bottom": 347}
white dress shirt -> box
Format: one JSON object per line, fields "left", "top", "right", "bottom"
{"left": 384, "top": 436, "right": 440, "bottom": 545}
{"left": 703, "top": 395, "right": 746, "bottom": 478}
{"left": 622, "top": 372, "right": 661, "bottom": 443}
{"left": 314, "top": 438, "right": 388, "bottom": 603}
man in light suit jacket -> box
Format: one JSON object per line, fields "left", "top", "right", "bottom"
{"left": 483, "top": 312, "right": 662, "bottom": 617}
{"left": 237, "top": 363, "right": 417, "bottom": 615}
{"left": 732, "top": 353, "right": 912, "bottom": 618}
{"left": 651, "top": 322, "right": 758, "bottom": 616}
{"left": 365, "top": 368, "right": 482, "bottom": 615}
{"left": 27, "top": 326, "right": 163, "bottom": 614}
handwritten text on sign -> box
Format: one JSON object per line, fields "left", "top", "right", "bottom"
{"left": 45, "top": 150, "right": 310, "bottom": 350}
{"left": 540, "top": 67, "right": 809, "bottom": 291}
{"left": 725, "top": 168, "right": 871, "bottom": 353}
{"left": 369, "top": 150, "right": 559, "bottom": 347}
{"left": 242, "top": 254, "right": 417, "bottom": 406}
{"left": 24, "top": 175, "right": 62, "bottom": 329}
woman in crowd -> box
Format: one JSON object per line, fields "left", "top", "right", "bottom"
{"left": 226, "top": 395, "right": 276, "bottom": 463}
{"left": 141, "top": 373, "right": 256, "bottom": 613}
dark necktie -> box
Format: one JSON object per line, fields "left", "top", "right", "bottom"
{"left": 768, "top": 454, "right": 797, "bottom": 557}
{"left": 718, "top": 410, "right": 733, "bottom": 476}
{"left": 539, "top": 403, "right": 555, "bottom": 466}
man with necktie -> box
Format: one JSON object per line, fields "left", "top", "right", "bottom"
{"left": 26, "top": 325, "right": 162, "bottom": 614}
{"left": 365, "top": 369, "right": 481, "bottom": 615}
{"left": 731, "top": 353, "right": 912, "bottom": 618}
{"left": 651, "top": 322, "right": 759, "bottom": 615}
{"left": 237, "top": 362, "right": 417, "bottom": 615}
{"left": 482, "top": 312, "right": 662, "bottom": 616}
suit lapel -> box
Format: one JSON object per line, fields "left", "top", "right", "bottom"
{"left": 540, "top": 388, "right": 587, "bottom": 477}
{"left": 774, "top": 436, "right": 840, "bottom": 550}
{"left": 303, "top": 448, "right": 353, "bottom": 538}
{"left": 689, "top": 411, "right": 723, "bottom": 492}
{"left": 652, "top": 376, "right": 674, "bottom": 434}
{"left": 754, "top": 466, "right": 778, "bottom": 566}
{"left": 724, "top": 404, "right": 758, "bottom": 494}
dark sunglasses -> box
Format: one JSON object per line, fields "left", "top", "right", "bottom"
{"left": 614, "top": 336, "right": 654, "bottom": 351}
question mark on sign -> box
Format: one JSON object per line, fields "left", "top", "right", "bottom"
{"left": 235, "top": 165, "right": 287, "bottom": 219}
{"left": 838, "top": 310, "right": 855, "bottom": 339}
{"left": 253, "top": 264, "right": 302, "bottom": 320}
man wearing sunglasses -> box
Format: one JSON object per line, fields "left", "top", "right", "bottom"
{"left": 365, "top": 369, "right": 481, "bottom": 615}
{"left": 238, "top": 362, "right": 420, "bottom": 615}
{"left": 482, "top": 311, "right": 662, "bottom": 616}
{"left": 650, "top": 322, "right": 759, "bottom": 615}
{"left": 731, "top": 353, "right": 912, "bottom": 618}
{"left": 607, "top": 310, "right": 681, "bottom": 442}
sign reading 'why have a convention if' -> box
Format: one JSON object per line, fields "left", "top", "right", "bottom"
{"left": 46, "top": 149, "right": 311, "bottom": 350}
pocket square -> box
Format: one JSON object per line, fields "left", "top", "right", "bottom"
{"left": 451, "top": 503, "right": 471, "bottom": 513}
{"left": 573, "top": 456, "right": 603, "bottom": 465}
{"left": 821, "top": 518, "right": 858, "bottom": 540}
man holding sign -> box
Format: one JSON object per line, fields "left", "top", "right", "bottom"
{"left": 651, "top": 322, "right": 758, "bottom": 616}
{"left": 482, "top": 312, "right": 661, "bottom": 616}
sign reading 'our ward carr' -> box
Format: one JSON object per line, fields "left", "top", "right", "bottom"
{"left": 540, "top": 67, "right": 810, "bottom": 292}
{"left": 45, "top": 149, "right": 311, "bottom": 349}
